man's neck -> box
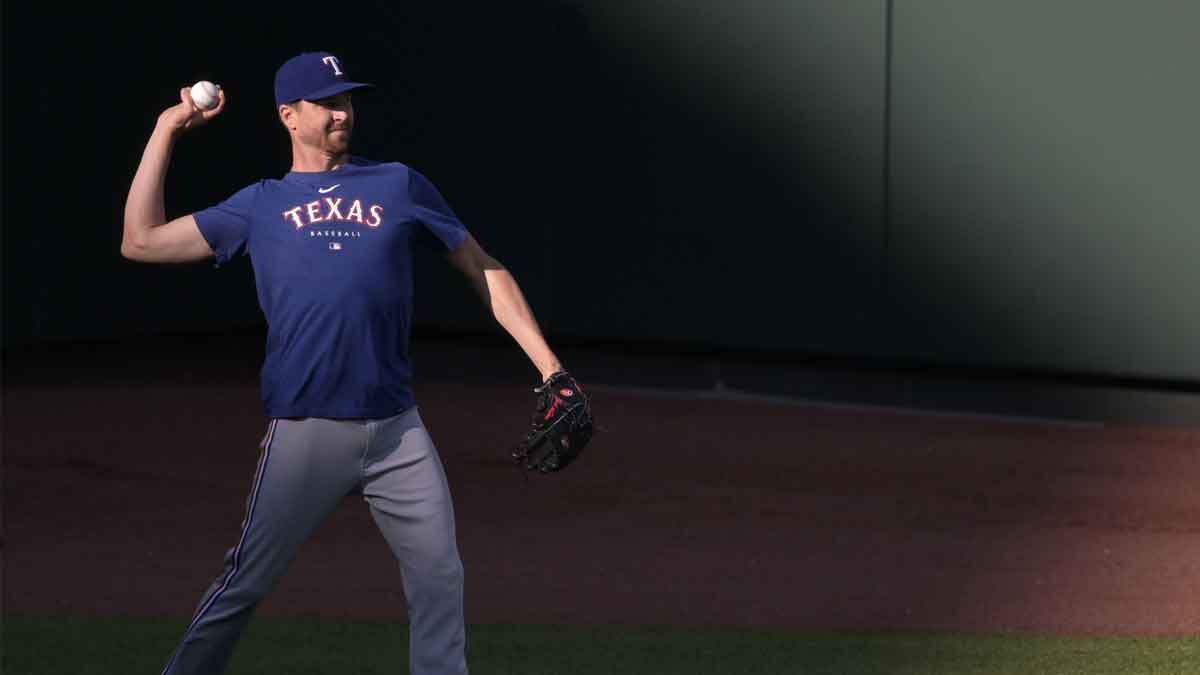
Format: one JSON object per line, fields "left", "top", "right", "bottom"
{"left": 290, "top": 146, "right": 349, "bottom": 173}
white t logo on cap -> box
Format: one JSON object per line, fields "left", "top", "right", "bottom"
{"left": 322, "top": 56, "right": 344, "bottom": 76}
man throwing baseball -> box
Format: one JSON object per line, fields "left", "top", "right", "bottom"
{"left": 122, "top": 51, "right": 592, "bottom": 675}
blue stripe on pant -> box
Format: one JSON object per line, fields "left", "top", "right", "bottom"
{"left": 160, "top": 419, "right": 281, "bottom": 675}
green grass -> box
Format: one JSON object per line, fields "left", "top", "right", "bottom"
{"left": 3, "top": 615, "right": 1198, "bottom": 675}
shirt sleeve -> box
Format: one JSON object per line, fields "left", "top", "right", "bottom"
{"left": 193, "top": 183, "right": 259, "bottom": 267}
{"left": 408, "top": 169, "right": 469, "bottom": 253}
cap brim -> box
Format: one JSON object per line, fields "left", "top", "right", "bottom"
{"left": 292, "top": 81, "right": 374, "bottom": 104}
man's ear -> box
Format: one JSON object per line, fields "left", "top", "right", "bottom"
{"left": 279, "top": 103, "right": 297, "bottom": 130}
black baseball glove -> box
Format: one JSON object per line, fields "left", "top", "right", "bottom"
{"left": 512, "top": 370, "right": 594, "bottom": 473}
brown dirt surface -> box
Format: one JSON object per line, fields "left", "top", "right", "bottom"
{"left": 5, "top": 355, "right": 1200, "bottom": 637}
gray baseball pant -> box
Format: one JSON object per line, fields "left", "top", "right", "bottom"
{"left": 160, "top": 407, "right": 468, "bottom": 675}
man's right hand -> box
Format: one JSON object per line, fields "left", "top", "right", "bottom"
{"left": 158, "top": 86, "right": 226, "bottom": 134}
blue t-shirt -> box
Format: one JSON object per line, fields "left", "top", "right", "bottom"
{"left": 194, "top": 156, "right": 468, "bottom": 419}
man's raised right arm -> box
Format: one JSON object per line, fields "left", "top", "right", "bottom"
{"left": 121, "top": 87, "right": 226, "bottom": 263}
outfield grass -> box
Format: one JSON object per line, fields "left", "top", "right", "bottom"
{"left": 3, "top": 615, "right": 1197, "bottom": 675}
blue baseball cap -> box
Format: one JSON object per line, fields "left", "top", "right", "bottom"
{"left": 274, "top": 51, "right": 373, "bottom": 106}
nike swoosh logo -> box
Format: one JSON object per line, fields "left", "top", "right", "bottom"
{"left": 317, "top": 184, "right": 341, "bottom": 194}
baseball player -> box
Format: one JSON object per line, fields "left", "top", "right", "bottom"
{"left": 121, "top": 52, "right": 591, "bottom": 675}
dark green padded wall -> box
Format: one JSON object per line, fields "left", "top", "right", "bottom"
{"left": 888, "top": 1, "right": 1200, "bottom": 379}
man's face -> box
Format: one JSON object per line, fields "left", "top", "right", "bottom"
{"left": 290, "top": 92, "right": 354, "bottom": 154}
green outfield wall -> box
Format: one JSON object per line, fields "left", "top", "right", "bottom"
{"left": 5, "top": 1, "right": 1198, "bottom": 382}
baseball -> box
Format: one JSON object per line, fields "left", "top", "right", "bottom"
{"left": 189, "top": 81, "right": 220, "bottom": 111}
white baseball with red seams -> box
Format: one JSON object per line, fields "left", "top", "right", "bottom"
{"left": 189, "top": 81, "right": 220, "bottom": 111}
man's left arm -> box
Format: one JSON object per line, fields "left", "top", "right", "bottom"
{"left": 448, "top": 233, "right": 596, "bottom": 473}
{"left": 446, "top": 233, "right": 563, "bottom": 380}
